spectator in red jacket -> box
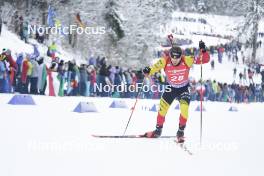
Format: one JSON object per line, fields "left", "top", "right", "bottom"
{"left": 21, "top": 55, "right": 30, "bottom": 93}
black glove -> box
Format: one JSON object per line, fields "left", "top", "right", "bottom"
{"left": 143, "top": 66, "right": 151, "bottom": 74}
{"left": 199, "top": 40, "right": 206, "bottom": 52}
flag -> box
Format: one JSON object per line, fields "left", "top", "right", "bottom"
{"left": 55, "top": 19, "right": 67, "bottom": 36}
{"left": 55, "top": 19, "right": 62, "bottom": 28}
{"left": 75, "top": 13, "right": 86, "bottom": 28}
{"left": 47, "top": 5, "right": 56, "bottom": 27}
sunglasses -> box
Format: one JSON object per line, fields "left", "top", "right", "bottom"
{"left": 171, "top": 55, "right": 181, "bottom": 60}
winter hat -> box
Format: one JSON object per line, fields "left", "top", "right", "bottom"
{"left": 88, "top": 65, "right": 95, "bottom": 70}
{"left": 37, "top": 57, "right": 44, "bottom": 65}
{"left": 2, "top": 48, "right": 7, "bottom": 54}
{"left": 169, "top": 45, "right": 182, "bottom": 59}
{"left": 18, "top": 53, "right": 23, "bottom": 57}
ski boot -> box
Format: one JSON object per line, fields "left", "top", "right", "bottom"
{"left": 143, "top": 125, "right": 163, "bottom": 138}
{"left": 176, "top": 125, "right": 185, "bottom": 143}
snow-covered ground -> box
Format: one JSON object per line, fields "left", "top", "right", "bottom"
{"left": 0, "top": 93, "right": 263, "bottom": 176}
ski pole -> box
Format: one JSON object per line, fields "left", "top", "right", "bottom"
{"left": 123, "top": 77, "right": 146, "bottom": 135}
{"left": 168, "top": 34, "right": 174, "bottom": 46}
{"left": 199, "top": 49, "right": 203, "bottom": 146}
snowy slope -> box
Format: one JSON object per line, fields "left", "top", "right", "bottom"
{"left": 0, "top": 93, "right": 263, "bottom": 176}
{"left": 0, "top": 25, "right": 77, "bottom": 66}
{"left": 158, "top": 11, "right": 264, "bottom": 64}
{"left": 171, "top": 12, "right": 242, "bottom": 38}
{"left": 157, "top": 11, "right": 242, "bottom": 48}
{"left": 189, "top": 53, "right": 263, "bottom": 85}
{"left": 0, "top": 25, "right": 35, "bottom": 54}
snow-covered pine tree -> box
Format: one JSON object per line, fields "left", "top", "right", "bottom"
{"left": 234, "top": 0, "right": 264, "bottom": 63}
{"left": 104, "top": 0, "right": 124, "bottom": 41}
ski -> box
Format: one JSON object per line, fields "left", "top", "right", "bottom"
{"left": 92, "top": 135, "right": 193, "bottom": 155}
{"left": 175, "top": 140, "right": 193, "bottom": 155}
{"left": 92, "top": 134, "right": 176, "bottom": 138}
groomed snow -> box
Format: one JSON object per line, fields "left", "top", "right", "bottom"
{"left": 0, "top": 93, "right": 263, "bottom": 176}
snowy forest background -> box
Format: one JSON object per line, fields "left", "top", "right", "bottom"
{"left": 0, "top": 0, "right": 264, "bottom": 67}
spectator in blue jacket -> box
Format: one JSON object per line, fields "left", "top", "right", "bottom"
{"left": 0, "top": 54, "right": 7, "bottom": 92}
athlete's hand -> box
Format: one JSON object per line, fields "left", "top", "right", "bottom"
{"left": 199, "top": 40, "right": 206, "bottom": 53}
{"left": 143, "top": 66, "right": 151, "bottom": 75}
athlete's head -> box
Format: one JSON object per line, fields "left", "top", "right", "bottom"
{"left": 169, "top": 45, "right": 182, "bottom": 65}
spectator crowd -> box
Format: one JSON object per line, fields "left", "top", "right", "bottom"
{"left": 1, "top": 11, "right": 264, "bottom": 103}
{"left": 1, "top": 44, "right": 264, "bottom": 103}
